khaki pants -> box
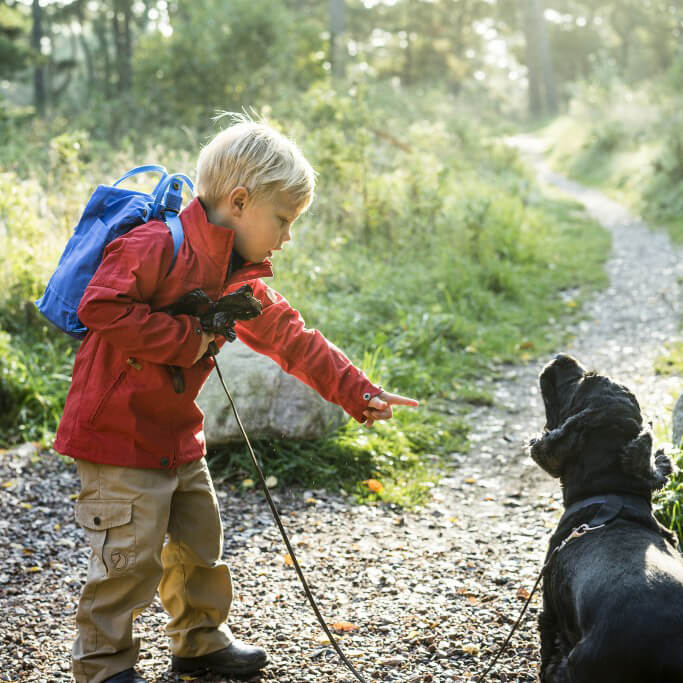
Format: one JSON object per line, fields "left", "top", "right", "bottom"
{"left": 72, "top": 458, "right": 233, "bottom": 683}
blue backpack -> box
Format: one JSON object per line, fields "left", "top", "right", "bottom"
{"left": 35, "top": 165, "right": 194, "bottom": 339}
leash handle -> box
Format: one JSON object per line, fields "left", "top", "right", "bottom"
{"left": 211, "top": 354, "right": 369, "bottom": 683}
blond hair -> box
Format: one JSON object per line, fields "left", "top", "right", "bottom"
{"left": 196, "top": 112, "right": 316, "bottom": 211}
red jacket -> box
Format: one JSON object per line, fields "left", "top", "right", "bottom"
{"left": 54, "top": 197, "right": 381, "bottom": 469}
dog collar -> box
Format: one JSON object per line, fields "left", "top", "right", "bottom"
{"left": 560, "top": 492, "right": 651, "bottom": 528}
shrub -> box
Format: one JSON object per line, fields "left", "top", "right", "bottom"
{"left": 0, "top": 326, "right": 76, "bottom": 446}
{"left": 655, "top": 447, "right": 683, "bottom": 545}
{"left": 644, "top": 112, "right": 683, "bottom": 226}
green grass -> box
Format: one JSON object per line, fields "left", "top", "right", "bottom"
{"left": 655, "top": 219, "right": 683, "bottom": 244}
{"left": 652, "top": 336, "right": 683, "bottom": 541}
{"left": 208, "top": 408, "right": 468, "bottom": 506}
{"left": 655, "top": 446, "right": 683, "bottom": 543}
{"left": 655, "top": 341, "right": 683, "bottom": 377}
{"left": 0, "top": 325, "right": 78, "bottom": 446}
{"left": 539, "top": 116, "right": 653, "bottom": 207}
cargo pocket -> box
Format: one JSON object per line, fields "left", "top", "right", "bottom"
{"left": 75, "top": 500, "right": 136, "bottom": 575}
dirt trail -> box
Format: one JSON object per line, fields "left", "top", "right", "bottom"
{"left": 464, "top": 134, "right": 683, "bottom": 496}
{"left": 1, "top": 138, "right": 681, "bottom": 683}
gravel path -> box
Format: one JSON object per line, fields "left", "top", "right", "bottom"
{"left": 1, "top": 138, "right": 682, "bottom": 683}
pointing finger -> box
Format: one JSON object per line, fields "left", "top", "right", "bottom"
{"left": 379, "top": 391, "right": 419, "bottom": 407}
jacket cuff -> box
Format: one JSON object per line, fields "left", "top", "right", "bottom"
{"left": 347, "top": 381, "right": 384, "bottom": 423}
{"left": 174, "top": 315, "right": 205, "bottom": 368}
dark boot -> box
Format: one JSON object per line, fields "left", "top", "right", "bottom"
{"left": 171, "top": 640, "right": 268, "bottom": 676}
{"left": 102, "top": 669, "right": 147, "bottom": 683}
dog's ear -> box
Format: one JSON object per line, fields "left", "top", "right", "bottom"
{"left": 653, "top": 450, "right": 676, "bottom": 489}
{"left": 529, "top": 408, "right": 642, "bottom": 478}
{"left": 620, "top": 432, "right": 676, "bottom": 491}
{"left": 528, "top": 407, "right": 597, "bottom": 477}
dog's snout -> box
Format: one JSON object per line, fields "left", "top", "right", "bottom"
{"left": 538, "top": 354, "right": 588, "bottom": 431}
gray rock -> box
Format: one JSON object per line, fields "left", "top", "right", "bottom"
{"left": 673, "top": 393, "right": 683, "bottom": 448}
{"left": 197, "top": 339, "right": 347, "bottom": 445}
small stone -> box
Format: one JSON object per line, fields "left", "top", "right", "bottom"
{"left": 380, "top": 656, "right": 406, "bottom": 667}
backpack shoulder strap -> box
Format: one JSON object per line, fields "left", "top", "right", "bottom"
{"left": 164, "top": 213, "right": 184, "bottom": 272}
{"left": 157, "top": 172, "right": 194, "bottom": 274}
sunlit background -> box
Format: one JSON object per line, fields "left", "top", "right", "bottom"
{"left": 1, "top": 0, "right": 681, "bottom": 510}
{"left": 3, "top": 1, "right": 682, "bottom": 119}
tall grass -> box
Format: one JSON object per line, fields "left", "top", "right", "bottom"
{"left": 655, "top": 461, "right": 683, "bottom": 543}
{"left": 653, "top": 342, "right": 683, "bottom": 543}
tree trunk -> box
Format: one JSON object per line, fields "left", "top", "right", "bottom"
{"left": 94, "top": 18, "right": 112, "bottom": 98}
{"left": 32, "top": 0, "right": 46, "bottom": 115}
{"left": 330, "top": 0, "right": 345, "bottom": 80}
{"left": 122, "top": 0, "right": 132, "bottom": 90}
{"left": 112, "top": 0, "right": 132, "bottom": 91}
{"left": 610, "top": 6, "right": 632, "bottom": 76}
{"left": 77, "top": 2, "right": 95, "bottom": 92}
{"left": 402, "top": 0, "right": 413, "bottom": 85}
{"left": 453, "top": 0, "right": 470, "bottom": 57}
{"left": 111, "top": 3, "right": 121, "bottom": 87}
{"left": 522, "top": 0, "right": 543, "bottom": 117}
{"left": 534, "top": 0, "right": 557, "bottom": 115}
{"left": 51, "top": 31, "right": 77, "bottom": 103}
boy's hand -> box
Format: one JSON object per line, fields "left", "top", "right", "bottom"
{"left": 363, "top": 391, "right": 419, "bottom": 428}
{"left": 193, "top": 331, "right": 216, "bottom": 364}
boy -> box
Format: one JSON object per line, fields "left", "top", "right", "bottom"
{"left": 54, "top": 114, "right": 418, "bottom": 683}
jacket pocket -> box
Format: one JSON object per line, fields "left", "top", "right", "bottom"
{"left": 88, "top": 369, "right": 127, "bottom": 425}
{"left": 75, "top": 500, "right": 136, "bottom": 575}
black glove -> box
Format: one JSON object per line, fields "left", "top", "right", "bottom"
{"left": 165, "top": 285, "right": 262, "bottom": 344}
{"left": 198, "top": 285, "right": 263, "bottom": 342}
{"left": 163, "top": 285, "right": 263, "bottom": 393}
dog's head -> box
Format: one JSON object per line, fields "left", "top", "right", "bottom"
{"left": 529, "top": 354, "right": 674, "bottom": 497}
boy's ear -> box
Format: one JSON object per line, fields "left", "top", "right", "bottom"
{"left": 228, "top": 186, "right": 249, "bottom": 214}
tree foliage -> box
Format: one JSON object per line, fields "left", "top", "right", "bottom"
{"left": 134, "top": 0, "right": 323, "bottom": 127}
{"left": 1, "top": 0, "right": 681, "bottom": 125}
{"left": 0, "top": 3, "right": 30, "bottom": 81}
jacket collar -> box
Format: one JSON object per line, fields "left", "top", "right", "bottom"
{"left": 180, "top": 197, "right": 273, "bottom": 284}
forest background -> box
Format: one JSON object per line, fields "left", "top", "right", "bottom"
{"left": 1, "top": 0, "right": 682, "bottom": 530}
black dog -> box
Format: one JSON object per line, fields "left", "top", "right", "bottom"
{"left": 529, "top": 354, "right": 683, "bottom": 683}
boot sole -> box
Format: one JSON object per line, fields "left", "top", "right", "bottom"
{"left": 171, "top": 655, "right": 268, "bottom": 676}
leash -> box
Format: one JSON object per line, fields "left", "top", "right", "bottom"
{"left": 476, "top": 492, "right": 654, "bottom": 681}
{"left": 474, "top": 522, "right": 604, "bottom": 683}
{"left": 211, "top": 353, "right": 369, "bottom": 683}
